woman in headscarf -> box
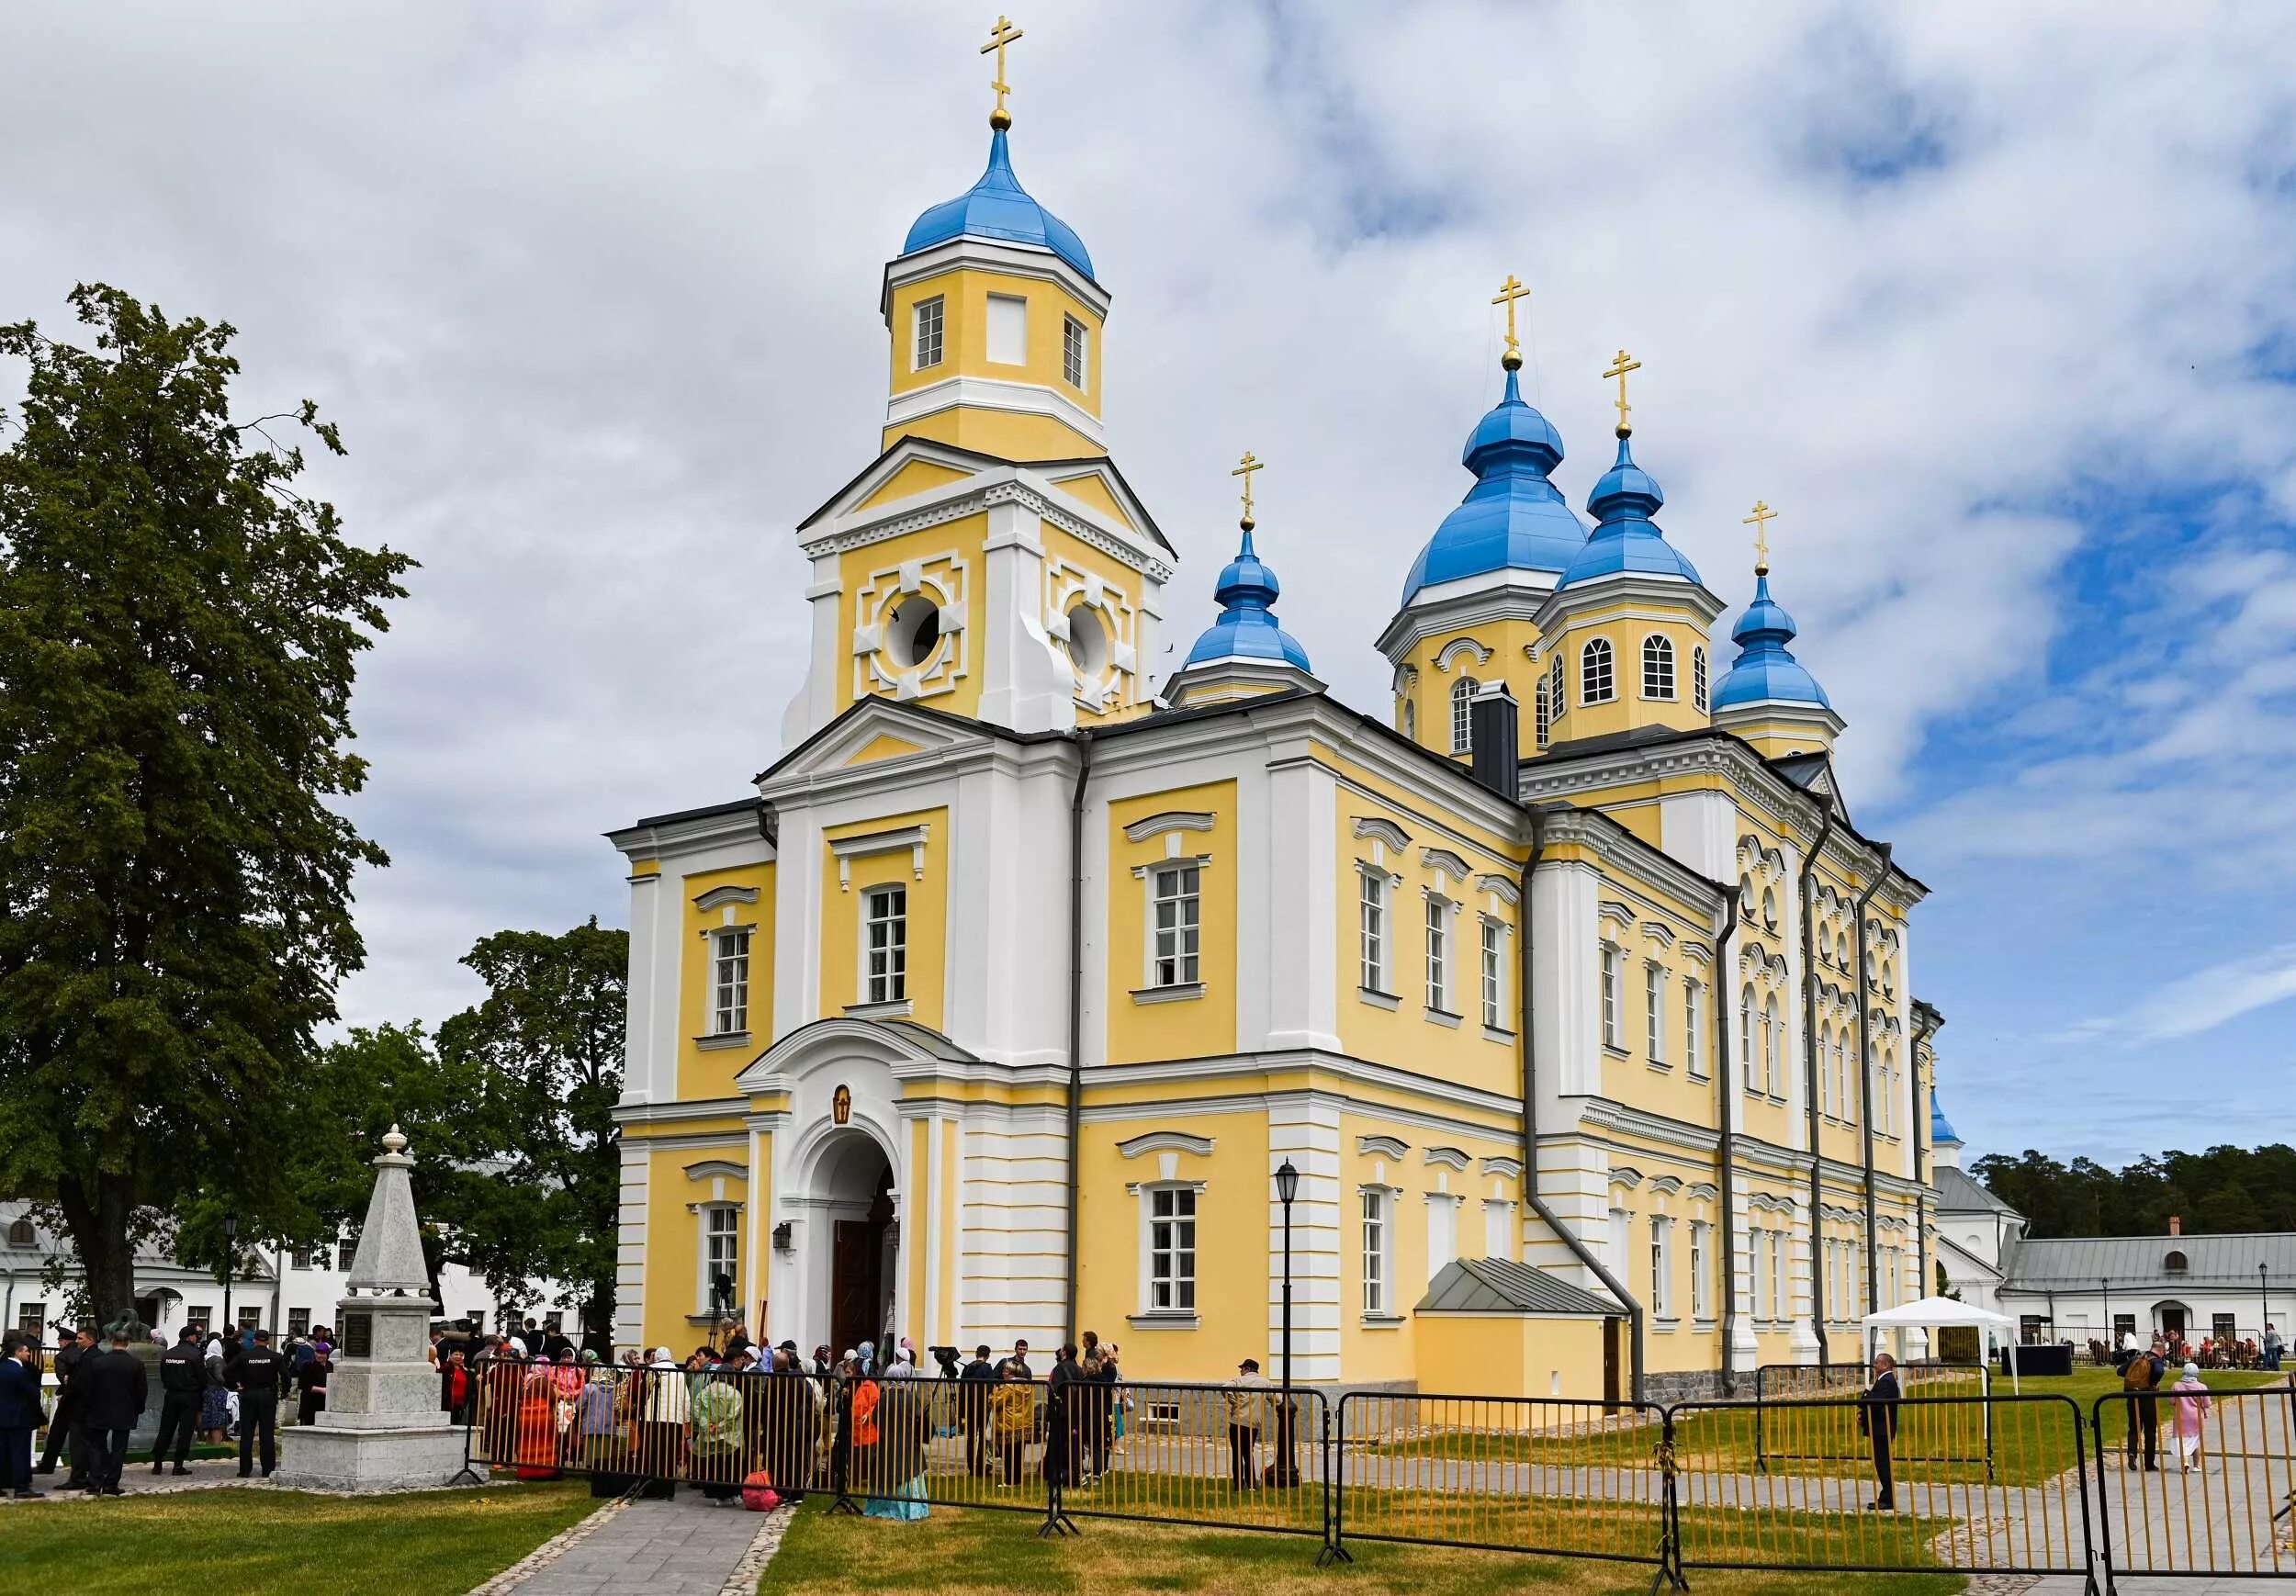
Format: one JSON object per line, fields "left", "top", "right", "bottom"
{"left": 861, "top": 1362, "right": 929, "bottom": 1521}
{"left": 513, "top": 1349, "right": 563, "bottom": 1478}
{"left": 759, "top": 1347, "right": 819, "bottom": 1501}
{"left": 639, "top": 1346, "right": 691, "bottom": 1480}
{"left": 689, "top": 1360, "right": 747, "bottom": 1501}
{"left": 199, "top": 1332, "right": 232, "bottom": 1443}
{"left": 573, "top": 1350, "right": 621, "bottom": 1470}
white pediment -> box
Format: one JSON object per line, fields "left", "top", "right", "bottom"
{"left": 764, "top": 697, "right": 995, "bottom": 785}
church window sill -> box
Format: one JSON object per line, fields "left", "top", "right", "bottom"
{"left": 1357, "top": 987, "right": 1401, "bottom": 1011}
{"left": 1481, "top": 1025, "right": 1516, "bottom": 1045}
{"left": 1130, "top": 983, "right": 1204, "bottom": 1006}
{"left": 844, "top": 999, "right": 914, "bottom": 1020}
{"left": 1424, "top": 1006, "right": 1462, "bottom": 1029}
{"left": 1603, "top": 1044, "right": 1630, "bottom": 1062}
{"left": 694, "top": 1031, "right": 751, "bottom": 1051}
{"left": 1359, "top": 1314, "right": 1405, "bottom": 1331}
{"left": 1653, "top": 1316, "right": 1682, "bottom": 1332}
{"left": 1125, "top": 1312, "right": 1199, "bottom": 1331}
{"left": 1647, "top": 1060, "right": 1672, "bottom": 1073}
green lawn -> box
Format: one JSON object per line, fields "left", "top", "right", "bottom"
{"left": 0, "top": 1482, "right": 594, "bottom": 1596}
{"left": 759, "top": 1494, "right": 1966, "bottom": 1595}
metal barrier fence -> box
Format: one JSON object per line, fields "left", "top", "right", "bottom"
{"left": 458, "top": 1355, "right": 2295, "bottom": 1589}
{"left": 1671, "top": 1392, "right": 2091, "bottom": 1581}
{"left": 1334, "top": 1391, "right": 1671, "bottom": 1570}
{"left": 1751, "top": 1360, "right": 1994, "bottom": 1478}
{"left": 2093, "top": 1386, "right": 2296, "bottom": 1582}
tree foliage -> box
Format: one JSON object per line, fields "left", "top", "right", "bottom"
{"left": 0, "top": 285, "right": 410, "bottom": 1325}
{"left": 1972, "top": 1143, "right": 2296, "bottom": 1238}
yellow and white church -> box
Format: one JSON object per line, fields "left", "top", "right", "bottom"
{"left": 606, "top": 30, "right": 1941, "bottom": 1399}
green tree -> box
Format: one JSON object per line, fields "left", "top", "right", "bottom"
{"left": 435, "top": 920, "right": 627, "bottom": 1337}
{"left": 0, "top": 285, "right": 410, "bottom": 1325}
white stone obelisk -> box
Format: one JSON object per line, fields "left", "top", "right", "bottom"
{"left": 276, "top": 1126, "right": 473, "bottom": 1490}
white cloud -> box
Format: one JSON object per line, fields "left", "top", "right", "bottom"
{"left": 4, "top": 0, "right": 2295, "bottom": 1055}
{"left": 2117, "top": 944, "right": 2296, "bottom": 1042}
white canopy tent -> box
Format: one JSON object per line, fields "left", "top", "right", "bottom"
{"left": 1863, "top": 1296, "right": 2023, "bottom": 1392}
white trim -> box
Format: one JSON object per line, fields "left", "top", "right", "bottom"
{"left": 692, "top": 884, "right": 760, "bottom": 911}
{"left": 1356, "top": 1134, "right": 1409, "bottom": 1160}
{"left": 884, "top": 372, "right": 1108, "bottom": 451}
{"left": 832, "top": 824, "right": 929, "bottom": 890}
{"left": 1121, "top": 809, "right": 1217, "bottom": 843}
{"left": 1423, "top": 1147, "right": 1470, "bottom": 1172}
{"left": 1350, "top": 815, "right": 1412, "bottom": 851}
{"left": 1118, "top": 1130, "right": 1216, "bottom": 1160}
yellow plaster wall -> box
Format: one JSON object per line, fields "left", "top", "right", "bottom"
{"left": 637, "top": 1140, "right": 750, "bottom": 1354}
{"left": 1105, "top": 781, "right": 1239, "bottom": 1064}
{"left": 1542, "top": 601, "right": 1716, "bottom": 746}
{"left": 677, "top": 863, "right": 776, "bottom": 1102}
{"left": 820, "top": 807, "right": 950, "bottom": 1029}
{"left": 857, "top": 459, "right": 973, "bottom": 511}
{"left": 837, "top": 516, "right": 990, "bottom": 720}
{"left": 1413, "top": 1314, "right": 1608, "bottom": 1401}
{"left": 1039, "top": 519, "right": 1156, "bottom": 724}
{"left": 1398, "top": 617, "right": 1544, "bottom": 759}
{"left": 884, "top": 264, "right": 1105, "bottom": 457}
{"left": 846, "top": 734, "right": 929, "bottom": 767}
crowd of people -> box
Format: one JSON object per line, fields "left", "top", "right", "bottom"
{"left": 2087, "top": 1322, "right": 2284, "bottom": 1372}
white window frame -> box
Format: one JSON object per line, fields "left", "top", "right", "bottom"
{"left": 698, "top": 1203, "right": 740, "bottom": 1316}
{"left": 985, "top": 291, "right": 1027, "bottom": 365}
{"left": 1548, "top": 654, "right": 1565, "bottom": 731}
{"left": 1480, "top": 916, "right": 1505, "bottom": 1030}
{"left": 1689, "top": 1220, "right": 1711, "bottom": 1319}
{"left": 1062, "top": 312, "right": 1089, "bottom": 388}
{"left": 1693, "top": 646, "right": 1708, "bottom": 713}
{"left": 1762, "top": 994, "right": 1783, "bottom": 1096}
{"left": 1769, "top": 1230, "right": 1786, "bottom": 1321}
{"left": 1358, "top": 868, "right": 1390, "bottom": 994}
{"left": 1581, "top": 637, "right": 1615, "bottom": 705}
{"left": 1644, "top": 961, "right": 1666, "bottom": 1065}
{"left": 1836, "top": 1035, "right": 1851, "bottom": 1125}
{"left": 1641, "top": 634, "right": 1675, "bottom": 701}
{"left": 710, "top": 927, "right": 751, "bottom": 1035}
{"left": 1649, "top": 1215, "right": 1673, "bottom": 1319}
{"left": 1483, "top": 1198, "right": 1515, "bottom": 1262}
{"left": 1740, "top": 985, "right": 1758, "bottom": 1095}
{"left": 1600, "top": 944, "right": 1623, "bottom": 1050}
{"left": 912, "top": 294, "right": 945, "bottom": 370}
{"left": 1749, "top": 1226, "right": 1767, "bottom": 1324}
{"left": 1450, "top": 676, "right": 1477, "bottom": 753}
{"left": 861, "top": 884, "right": 907, "bottom": 1005}
{"left": 1142, "top": 1183, "right": 1199, "bottom": 1315}
{"left": 1424, "top": 893, "right": 1453, "bottom": 1015}
{"left": 1147, "top": 860, "right": 1202, "bottom": 989}
{"left": 1534, "top": 676, "right": 1551, "bottom": 749}
{"left": 1683, "top": 979, "right": 1705, "bottom": 1080}
{"left": 1426, "top": 1192, "right": 1460, "bottom": 1286}
{"left": 1361, "top": 1187, "right": 1397, "bottom": 1319}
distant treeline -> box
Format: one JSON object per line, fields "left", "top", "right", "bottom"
{"left": 1972, "top": 1144, "right": 2296, "bottom": 1239}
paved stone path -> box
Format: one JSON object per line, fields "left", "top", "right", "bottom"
{"left": 489, "top": 1491, "right": 787, "bottom": 1596}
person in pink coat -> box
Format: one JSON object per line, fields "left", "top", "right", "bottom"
{"left": 2169, "top": 1361, "right": 2212, "bottom": 1472}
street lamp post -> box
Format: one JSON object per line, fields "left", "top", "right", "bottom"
{"left": 221, "top": 1209, "right": 240, "bottom": 1342}
{"left": 1275, "top": 1158, "right": 1300, "bottom": 1488}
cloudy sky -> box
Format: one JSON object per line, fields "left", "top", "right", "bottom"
{"left": 7, "top": 2, "right": 2293, "bottom": 1166}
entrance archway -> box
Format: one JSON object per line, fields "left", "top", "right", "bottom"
{"left": 815, "top": 1130, "right": 896, "bottom": 1355}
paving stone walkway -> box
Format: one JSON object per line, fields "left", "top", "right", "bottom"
{"left": 489, "top": 1491, "right": 787, "bottom": 1596}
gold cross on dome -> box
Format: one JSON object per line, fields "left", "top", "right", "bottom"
{"left": 1743, "top": 500, "right": 1777, "bottom": 574}
{"left": 982, "top": 16, "right": 1024, "bottom": 129}
{"left": 1603, "top": 348, "right": 1642, "bottom": 437}
{"left": 1232, "top": 450, "right": 1265, "bottom": 530}
{"left": 1491, "top": 275, "right": 1530, "bottom": 365}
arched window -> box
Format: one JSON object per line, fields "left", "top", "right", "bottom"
{"left": 1533, "top": 677, "right": 1551, "bottom": 750}
{"left": 1641, "top": 634, "right": 1675, "bottom": 700}
{"left": 5, "top": 1217, "right": 31, "bottom": 1246}
{"left": 1762, "top": 995, "right": 1782, "bottom": 1094}
{"left": 1548, "top": 655, "right": 1565, "bottom": 730}
{"left": 1693, "top": 646, "right": 1708, "bottom": 713}
{"left": 1451, "top": 676, "right": 1477, "bottom": 754}
{"left": 1817, "top": 1025, "right": 1832, "bottom": 1115}
{"left": 1837, "top": 932, "right": 1851, "bottom": 971}
{"left": 2165, "top": 1251, "right": 2189, "bottom": 1276}
{"left": 1400, "top": 698, "right": 1416, "bottom": 740}
{"left": 1761, "top": 886, "right": 1778, "bottom": 930}
{"left": 1834, "top": 1033, "right": 1850, "bottom": 1123}
{"left": 1739, "top": 985, "right": 1755, "bottom": 1087}
{"left": 1581, "top": 637, "right": 1615, "bottom": 704}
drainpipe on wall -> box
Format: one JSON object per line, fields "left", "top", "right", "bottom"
{"left": 1516, "top": 813, "right": 1647, "bottom": 1404}
{"left": 1798, "top": 802, "right": 1838, "bottom": 1368}
{"left": 1853, "top": 845, "right": 1892, "bottom": 1359}
{"left": 1062, "top": 729, "right": 1096, "bottom": 1343}
{"left": 1711, "top": 886, "right": 1741, "bottom": 1397}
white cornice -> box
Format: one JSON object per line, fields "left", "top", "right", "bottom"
{"left": 1376, "top": 576, "right": 1559, "bottom": 662}
{"left": 880, "top": 236, "right": 1112, "bottom": 321}
{"left": 608, "top": 804, "right": 769, "bottom": 862}
{"left": 1531, "top": 571, "right": 1728, "bottom": 635}
{"left": 802, "top": 463, "right": 1171, "bottom": 584}
{"left": 884, "top": 374, "right": 1106, "bottom": 450}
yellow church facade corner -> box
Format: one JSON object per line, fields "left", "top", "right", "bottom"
{"left": 603, "top": 39, "right": 1938, "bottom": 1405}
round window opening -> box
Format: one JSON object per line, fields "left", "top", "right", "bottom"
{"left": 888, "top": 594, "right": 942, "bottom": 669}
{"left": 1066, "top": 603, "right": 1109, "bottom": 678}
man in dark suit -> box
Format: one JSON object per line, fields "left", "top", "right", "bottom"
{"left": 960, "top": 1343, "right": 997, "bottom": 1475}
{"left": 33, "top": 1324, "right": 94, "bottom": 1484}
{"left": 73, "top": 1322, "right": 151, "bottom": 1496}
{"left": 152, "top": 1324, "right": 207, "bottom": 1475}
{"left": 0, "top": 1333, "right": 47, "bottom": 1498}
{"left": 1858, "top": 1351, "right": 1902, "bottom": 1511}
{"left": 226, "top": 1329, "right": 290, "bottom": 1478}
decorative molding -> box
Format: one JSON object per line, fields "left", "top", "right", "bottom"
{"left": 884, "top": 373, "right": 1108, "bottom": 449}
{"left": 1122, "top": 810, "right": 1217, "bottom": 843}
{"left": 1423, "top": 1146, "right": 1470, "bottom": 1171}
{"left": 692, "top": 884, "right": 760, "bottom": 912}
{"left": 1356, "top": 1134, "right": 1409, "bottom": 1161}
{"left": 1608, "top": 1166, "right": 1646, "bottom": 1190}
{"left": 1351, "top": 815, "right": 1412, "bottom": 851}
{"left": 1434, "top": 636, "right": 1495, "bottom": 672}
{"left": 1474, "top": 872, "right": 1522, "bottom": 905}
{"left": 1638, "top": 921, "right": 1677, "bottom": 949}
{"left": 1421, "top": 847, "right": 1470, "bottom": 882}
{"left": 1597, "top": 900, "right": 1637, "bottom": 934}
{"left": 1480, "top": 1157, "right": 1524, "bottom": 1180}
{"left": 1117, "top": 1130, "right": 1215, "bottom": 1160}
{"left": 681, "top": 1159, "right": 748, "bottom": 1183}
{"left": 1647, "top": 1175, "right": 1685, "bottom": 1196}
{"left": 829, "top": 824, "right": 929, "bottom": 890}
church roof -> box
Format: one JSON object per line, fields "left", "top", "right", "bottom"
{"left": 1553, "top": 433, "right": 1702, "bottom": 590}
{"left": 2000, "top": 1232, "right": 2296, "bottom": 1289}
{"left": 1416, "top": 1256, "right": 1618, "bottom": 1318}
{"left": 1930, "top": 1088, "right": 1961, "bottom": 1146}
{"left": 1934, "top": 1163, "right": 2015, "bottom": 1217}
{"left": 1397, "top": 366, "right": 1585, "bottom": 605}
{"left": 1712, "top": 574, "right": 1831, "bottom": 711}
{"left": 902, "top": 127, "right": 1095, "bottom": 282}
{"left": 1183, "top": 525, "right": 1311, "bottom": 670}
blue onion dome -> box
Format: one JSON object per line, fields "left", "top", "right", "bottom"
{"left": 1711, "top": 572, "right": 1832, "bottom": 710}
{"left": 1553, "top": 433, "right": 1702, "bottom": 590}
{"left": 1930, "top": 1089, "right": 1960, "bottom": 1146}
{"left": 1398, "top": 367, "right": 1586, "bottom": 606}
{"left": 902, "top": 127, "right": 1095, "bottom": 282}
{"left": 1185, "top": 526, "right": 1312, "bottom": 669}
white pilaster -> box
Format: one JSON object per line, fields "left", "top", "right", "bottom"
{"left": 1532, "top": 860, "right": 1601, "bottom": 1100}
{"left": 1263, "top": 750, "right": 1340, "bottom": 1052}
{"left": 1267, "top": 1092, "right": 1344, "bottom": 1385}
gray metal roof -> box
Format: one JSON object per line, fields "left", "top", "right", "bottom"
{"left": 1934, "top": 1163, "right": 2020, "bottom": 1217}
{"left": 2000, "top": 1231, "right": 2296, "bottom": 1291}
{"left": 1414, "top": 1256, "right": 1619, "bottom": 1318}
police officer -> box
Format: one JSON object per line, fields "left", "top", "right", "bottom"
{"left": 73, "top": 1321, "right": 150, "bottom": 1496}
{"left": 227, "top": 1328, "right": 289, "bottom": 1478}
{"left": 152, "top": 1324, "right": 207, "bottom": 1475}
{"left": 32, "top": 1324, "right": 96, "bottom": 1488}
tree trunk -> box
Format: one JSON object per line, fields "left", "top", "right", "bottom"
{"left": 54, "top": 1169, "right": 140, "bottom": 1332}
